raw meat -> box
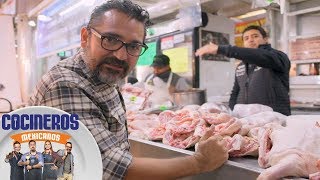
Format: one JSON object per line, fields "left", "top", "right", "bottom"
{"left": 224, "top": 134, "right": 259, "bottom": 157}
{"left": 199, "top": 102, "right": 231, "bottom": 114}
{"left": 238, "top": 111, "right": 286, "bottom": 136}
{"left": 182, "top": 104, "right": 201, "bottom": 111}
{"left": 232, "top": 104, "right": 273, "bottom": 118}
{"left": 257, "top": 116, "right": 320, "bottom": 179}
{"left": 201, "top": 112, "right": 234, "bottom": 125}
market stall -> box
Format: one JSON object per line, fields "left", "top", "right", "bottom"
{"left": 2, "top": 0, "right": 320, "bottom": 179}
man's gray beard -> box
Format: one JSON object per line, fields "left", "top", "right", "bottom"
{"left": 81, "top": 48, "right": 128, "bottom": 84}
{"left": 93, "top": 65, "right": 126, "bottom": 84}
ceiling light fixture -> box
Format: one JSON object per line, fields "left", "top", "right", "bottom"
{"left": 233, "top": 9, "right": 267, "bottom": 19}
{"left": 28, "top": 20, "right": 36, "bottom": 27}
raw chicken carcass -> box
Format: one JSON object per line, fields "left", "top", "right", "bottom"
{"left": 214, "top": 119, "right": 242, "bottom": 136}
{"left": 166, "top": 115, "right": 201, "bottom": 134}
{"left": 127, "top": 112, "right": 160, "bottom": 139}
{"left": 121, "top": 83, "right": 152, "bottom": 111}
{"left": 162, "top": 119, "right": 208, "bottom": 149}
{"left": 247, "top": 122, "right": 283, "bottom": 140}
{"left": 193, "top": 119, "right": 208, "bottom": 137}
{"left": 309, "top": 159, "right": 320, "bottom": 180}
{"left": 238, "top": 111, "right": 286, "bottom": 136}
{"left": 127, "top": 112, "right": 158, "bottom": 122}
{"left": 199, "top": 102, "right": 230, "bottom": 114}
{"left": 232, "top": 104, "right": 273, "bottom": 118}
{"left": 128, "top": 119, "right": 159, "bottom": 133}
{"left": 158, "top": 110, "right": 176, "bottom": 125}
{"left": 182, "top": 104, "right": 201, "bottom": 111}
{"left": 144, "top": 110, "right": 177, "bottom": 140}
{"left": 162, "top": 130, "right": 199, "bottom": 149}
{"left": 201, "top": 112, "right": 234, "bottom": 125}
{"left": 258, "top": 149, "right": 320, "bottom": 180}
{"left": 257, "top": 116, "right": 320, "bottom": 179}
{"left": 224, "top": 134, "right": 259, "bottom": 157}
{"left": 129, "top": 130, "right": 149, "bottom": 140}
{"left": 310, "top": 172, "right": 320, "bottom": 180}
{"left": 174, "top": 109, "right": 202, "bottom": 119}
{"left": 147, "top": 126, "right": 166, "bottom": 140}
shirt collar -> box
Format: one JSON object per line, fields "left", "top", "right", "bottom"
{"left": 258, "top": 43, "right": 271, "bottom": 49}
{"left": 155, "top": 69, "right": 171, "bottom": 81}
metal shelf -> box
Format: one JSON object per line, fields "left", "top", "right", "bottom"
{"left": 287, "top": 6, "right": 320, "bottom": 16}
{"left": 289, "top": 33, "right": 320, "bottom": 40}
{"left": 290, "top": 84, "right": 320, "bottom": 89}
{"left": 290, "top": 59, "right": 320, "bottom": 64}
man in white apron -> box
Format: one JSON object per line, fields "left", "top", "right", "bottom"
{"left": 145, "top": 54, "right": 190, "bottom": 94}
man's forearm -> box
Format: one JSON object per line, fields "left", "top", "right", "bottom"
{"left": 33, "top": 163, "right": 42, "bottom": 169}
{"left": 18, "top": 161, "right": 26, "bottom": 166}
{"left": 125, "top": 156, "right": 202, "bottom": 180}
{"left": 218, "top": 45, "right": 289, "bottom": 72}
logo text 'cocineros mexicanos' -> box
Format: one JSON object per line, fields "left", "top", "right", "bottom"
{"left": 1, "top": 114, "right": 79, "bottom": 130}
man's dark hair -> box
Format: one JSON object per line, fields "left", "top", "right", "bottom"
{"left": 28, "top": 140, "right": 36, "bottom": 145}
{"left": 66, "top": 142, "right": 72, "bottom": 146}
{"left": 242, "top": 25, "right": 267, "bottom": 38}
{"left": 87, "top": 0, "right": 151, "bottom": 34}
{"left": 13, "top": 141, "right": 20, "bottom": 146}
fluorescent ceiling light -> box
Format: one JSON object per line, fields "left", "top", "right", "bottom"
{"left": 233, "top": 9, "right": 267, "bottom": 19}
{"left": 38, "top": 14, "right": 52, "bottom": 22}
{"left": 59, "top": 1, "right": 85, "bottom": 16}
{"left": 58, "top": 0, "right": 95, "bottom": 16}
{"left": 28, "top": 20, "right": 36, "bottom": 27}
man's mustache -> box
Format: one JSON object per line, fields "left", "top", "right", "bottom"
{"left": 99, "top": 57, "right": 129, "bottom": 71}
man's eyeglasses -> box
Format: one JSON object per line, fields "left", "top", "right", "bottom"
{"left": 89, "top": 28, "right": 148, "bottom": 57}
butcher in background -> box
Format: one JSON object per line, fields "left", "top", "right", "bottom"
{"left": 195, "top": 25, "right": 291, "bottom": 116}
{"left": 145, "top": 54, "right": 191, "bottom": 93}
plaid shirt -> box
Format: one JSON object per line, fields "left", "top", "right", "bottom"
{"left": 29, "top": 52, "right": 132, "bottom": 179}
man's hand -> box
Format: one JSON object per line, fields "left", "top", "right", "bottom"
{"left": 26, "top": 165, "right": 32, "bottom": 170}
{"left": 5, "top": 153, "right": 11, "bottom": 159}
{"left": 5, "top": 153, "right": 11, "bottom": 163}
{"left": 6, "top": 152, "right": 15, "bottom": 159}
{"left": 195, "top": 42, "right": 219, "bottom": 57}
{"left": 51, "top": 165, "right": 58, "bottom": 170}
{"left": 193, "top": 129, "right": 229, "bottom": 173}
{"left": 62, "top": 150, "right": 68, "bottom": 160}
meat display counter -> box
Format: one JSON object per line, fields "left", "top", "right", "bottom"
{"left": 129, "top": 137, "right": 309, "bottom": 180}
{"left": 129, "top": 137, "right": 262, "bottom": 180}
{"left": 291, "top": 105, "right": 320, "bottom": 115}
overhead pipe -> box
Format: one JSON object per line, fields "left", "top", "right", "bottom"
{"left": 146, "top": 0, "right": 204, "bottom": 19}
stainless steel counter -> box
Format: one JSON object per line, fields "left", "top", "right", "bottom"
{"left": 129, "top": 137, "right": 263, "bottom": 180}
{"left": 291, "top": 107, "right": 320, "bottom": 115}
{"left": 129, "top": 137, "right": 309, "bottom": 180}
